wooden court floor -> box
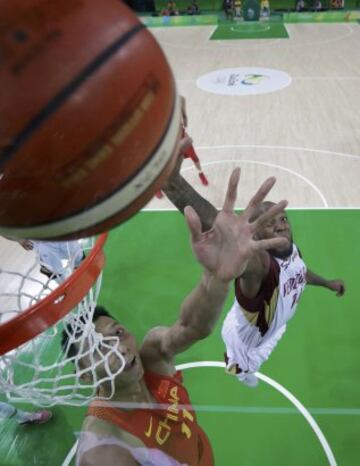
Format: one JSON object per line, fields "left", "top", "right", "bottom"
{"left": 148, "top": 22, "right": 360, "bottom": 211}
{"left": 0, "top": 22, "right": 359, "bottom": 466}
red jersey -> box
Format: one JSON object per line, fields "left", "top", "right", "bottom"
{"left": 87, "top": 370, "right": 214, "bottom": 466}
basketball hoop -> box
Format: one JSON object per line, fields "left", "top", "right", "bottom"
{"left": 0, "top": 234, "right": 126, "bottom": 406}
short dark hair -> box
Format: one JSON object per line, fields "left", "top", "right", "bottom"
{"left": 60, "top": 305, "right": 114, "bottom": 359}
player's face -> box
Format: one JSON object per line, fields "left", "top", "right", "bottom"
{"left": 257, "top": 210, "right": 293, "bottom": 259}
{"left": 79, "top": 316, "right": 144, "bottom": 387}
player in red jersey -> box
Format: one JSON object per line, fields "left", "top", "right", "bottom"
{"left": 62, "top": 169, "right": 288, "bottom": 465}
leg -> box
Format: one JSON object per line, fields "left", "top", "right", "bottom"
{"left": 221, "top": 321, "right": 259, "bottom": 387}
{"left": 248, "top": 324, "right": 287, "bottom": 373}
{"left": 221, "top": 311, "right": 252, "bottom": 375}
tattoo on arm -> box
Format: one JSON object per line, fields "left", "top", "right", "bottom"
{"left": 163, "top": 173, "right": 218, "bottom": 231}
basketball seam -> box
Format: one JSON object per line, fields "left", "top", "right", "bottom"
{"left": 3, "top": 87, "right": 177, "bottom": 230}
{"left": 1, "top": 22, "right": 145, "bottom": 166}
{"left": 0, "top": 92, "right": 181, "bottom": 238}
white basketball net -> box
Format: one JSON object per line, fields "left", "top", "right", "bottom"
{"left": 0, "top": 237, "right": 126, "bottom": 407}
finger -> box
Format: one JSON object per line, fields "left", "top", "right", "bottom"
{"left": 243, "top": 177, "right": 276, "bottom": 220}
{"left": 253, "top": 237, "right": 288, "bottom": 252}
{"left": 184, "top": 206, "right": 202, "bottom": 243}
{"left": 337, "top": 285, "right": 345, "bottom": 297}
{"left": 222, "top": 168, "right": 241, "bottom": 213}
{"left": 251, "top": 200, "right": 288, "bottom": 231}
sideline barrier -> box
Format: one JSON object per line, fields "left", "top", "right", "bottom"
{"left": 140, "top": 14, "right": 218, "bottom": 26}
{"left": 284, "top": 10, "right": 360, "bottom": 22}
{"left": 141, "top": 10, "right": 360, "bottom": 27}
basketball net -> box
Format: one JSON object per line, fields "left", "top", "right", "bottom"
{"left": 0, "top": 234, "right": 126, "bottom": 407}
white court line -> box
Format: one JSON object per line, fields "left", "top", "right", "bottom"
{"left": 230, "top": 25, "right": 271, "bottom": 33}
{"left": 196, "top": 144, "right": 360, "bottom": 160}
{"left": 144, "top": 207, "right": 360, "bottom": 211}
{"left": 181, "top": 159, "right": 329, "bottom": 207}
{"left": 293, "top": 76, "right": 360, "bottom": 80}
{"left": 207, "top": 25, "right": 217, "bottom": 40}
{"left": 285, "top": 23, "right": 354, "bottom": 48}
{"left": 177, "top": 361, "right": 337, "bottom": 466}
{"left": 62, "top": 362, "right": 340, "bottom": 466}
{"left": 63, "top": 441, "right": 78, "bottom": 466}
{"left": 284, "top": 206, "right": 360, "bottom": 210}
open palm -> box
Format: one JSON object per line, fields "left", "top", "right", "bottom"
{"left": 184, "top": 169, "right": 288, "bottom": 282}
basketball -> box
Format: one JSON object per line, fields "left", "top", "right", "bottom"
{"left": 0, "top": 0, "right": 181, "bottom": 240}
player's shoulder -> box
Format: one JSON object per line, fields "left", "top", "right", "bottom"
{"left": 141, "top": 325, "right": 170, "bottom": 352}
{"left": 140, "top": 326, "right": 177, "bottom": 375}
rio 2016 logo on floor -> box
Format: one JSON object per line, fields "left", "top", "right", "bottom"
{"left": 196, "top": 67, "right": 292, "bottom": 96}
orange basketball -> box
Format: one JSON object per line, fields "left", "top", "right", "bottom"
{"left": 0, "top": 0, "right": 181, "bottom": 240}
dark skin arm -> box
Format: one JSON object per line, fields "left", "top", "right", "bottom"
{"left": 163, "top": 96, "right": 218, "bottom": 232}
{"left": 163, "top": 172, "right": 218, "bottom": 232}
{"left": 306, "top": 269, "right": 345, "bottom": 296}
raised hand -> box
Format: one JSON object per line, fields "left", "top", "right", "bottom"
{"left": 184, "top": 168, "right": 288, "bottom": 282}
{"left": 327, "top": 279, "right": 345, "bottom": 297}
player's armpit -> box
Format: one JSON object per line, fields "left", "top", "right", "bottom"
{"left": 239, "top": 251, "right": 271, "bottom": 299}
{"left": 79, "top": 444, "right": 140, "bottom": 466}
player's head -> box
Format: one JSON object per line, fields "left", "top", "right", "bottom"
{"left": 252, "top": 201, "right": 293, "bottom": 259}
{"left": 61, "top": 306, "right": 144, "bottom": 388}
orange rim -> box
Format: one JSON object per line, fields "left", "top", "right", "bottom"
{"left": 0, "top": 233, "right": 108, "bottom": 356}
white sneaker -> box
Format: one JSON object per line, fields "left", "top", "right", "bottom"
{"left": 238, "top": 373, "right": 258, "bottom": 388}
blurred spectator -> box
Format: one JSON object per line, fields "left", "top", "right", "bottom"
{"left": 162, "top": 0, "right": 179, "bottom": 15}
{"left": 260, "top": 0, "right": 270, "bottom": 17}
{"left": 187, "top": 0, "right": 200, "bottom": 14}
{"left": 330, "top": 0, "right": 344, "bottom": 8}
{"left": 14, "top": 238, "right": 85, "bottom": 283}
{"left": 295, "top": 0, "right": 305, "bottom": 11}
{"left": 234, "top": 0, "right": 242, "bottom": 17}
{"left": 223, "top": 0, "right": 234, "bottom": 20}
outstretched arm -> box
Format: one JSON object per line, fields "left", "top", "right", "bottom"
{"left": 163, "top": 173, "right": 218, "bottom": 232}
{"left": 163, "top": 95, "right": 218, "bottom": 231}
{"left": 306, "top": 269, "right": 345, "bottom": 297}
{"left": 142, "top": 169, "right": 288, "bottom": 366}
